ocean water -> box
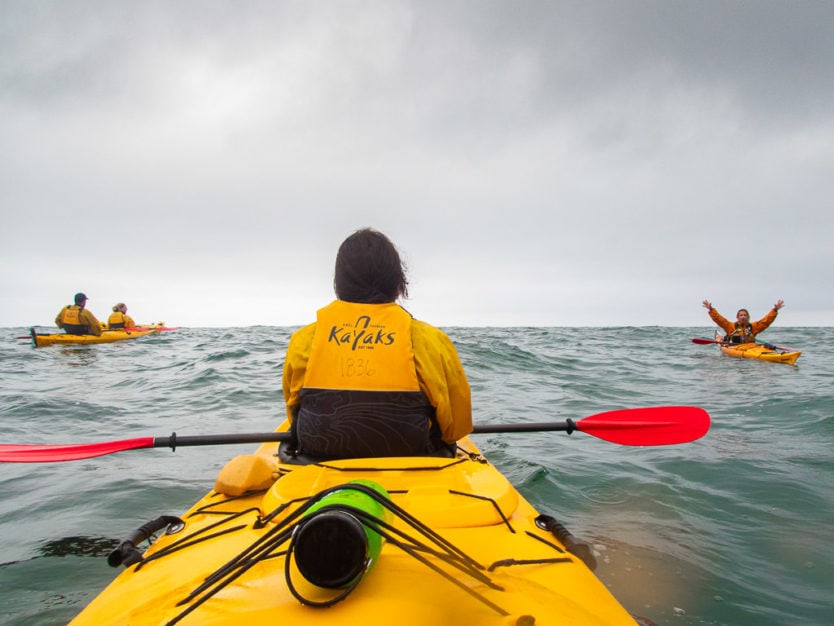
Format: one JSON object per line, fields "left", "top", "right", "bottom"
{"left": 0, "top": 326, "right": 831, "bottom": 625}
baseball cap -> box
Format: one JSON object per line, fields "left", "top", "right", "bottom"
{"left": 74, "top": 292, "right": 88, "bottom": 304}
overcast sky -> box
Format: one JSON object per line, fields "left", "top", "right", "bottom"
{"left": 2, "top": 1, "right": 832, "bottom": 328}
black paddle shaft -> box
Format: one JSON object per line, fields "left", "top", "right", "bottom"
{"left": 159, "top": 432, "right": 292, "bottom": 450}
{"left": 159, "top": 422, "right": 579, "bottom": 449}
{"left": 472, "top": 420, "right": 576, "bottom": 435}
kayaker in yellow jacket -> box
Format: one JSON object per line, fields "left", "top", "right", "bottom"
{"left": 702, "top": 299, "right": 784, "bottom": 343}
{"left": 282, "top": 228, "right": 472, "bottom": 460}
{"left": 55, "top": 292, "right": 102, "bottom": 336}
{"left": 107, "top": 303, "right": 136, "bottom": 329}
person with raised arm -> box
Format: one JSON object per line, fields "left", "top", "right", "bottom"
{"left": 703, "top": 299, "right": 784, "bottom": 344}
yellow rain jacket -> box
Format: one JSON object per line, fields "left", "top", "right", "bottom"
{"left": 55, "top": 305, "right": 102, "bottom": 336}
{"left": 107, "top": 312, "right": 136, "bottom": 329}
{"left": 283, "top": 301, "right": 472, "bottom": 455}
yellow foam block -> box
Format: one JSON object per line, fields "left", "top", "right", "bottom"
{"left": 214, "top": 454, "right": 277, "bottom": 496}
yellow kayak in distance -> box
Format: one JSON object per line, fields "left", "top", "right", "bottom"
{"left": 68, "top": 428, "right": 641, "bottom": 626}
{"left": 717, "top": 339, "right": 802, "bottom": 365}
{"left": 30, "top": 323, "right": 170, "bottom": 347}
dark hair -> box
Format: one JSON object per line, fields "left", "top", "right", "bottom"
{"left": 737, "top": 308, "right": 749, "bottom": 317}
{"left": 334, "top": 228, "right": 408, "bottom": 303}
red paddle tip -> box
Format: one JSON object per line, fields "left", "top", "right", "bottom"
{"left": 0, "top": 437, "right": 155, "bottom": 463}
{"left": 578, "top": 406, "right": 710, "bottom": 446}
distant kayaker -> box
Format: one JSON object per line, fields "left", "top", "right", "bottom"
{"left": 55, "top": 292, "right": 102, "bottom": 336}
{"left": 282, "top": 227, "right": 473, "bottom": 460}
{"left": 107, "top": 303, "right": 136, "bottom": 329}
{"left": 702, "top": 299, "right": 784, "bottom": 344}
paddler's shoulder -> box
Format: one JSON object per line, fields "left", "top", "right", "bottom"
{"left": 288, "top": 321, "right": 317, "bottom": 343}
{"left": 409, "top": 318, "right": 457, "bottom": 349}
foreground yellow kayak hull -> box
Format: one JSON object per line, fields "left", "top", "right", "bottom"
{"left": 718, "top": 342, "right": 801, "bottom": 365}
{"left": 70, "top": 432, "right": 637, "bottom": 625}
{"left": 31, "top": 323, "right": 165, "bottom": 347}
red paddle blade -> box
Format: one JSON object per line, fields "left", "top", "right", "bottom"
{"left": 578, "top": 406, "right": 710, "bottom": 446}
{"left": 692, "top": 338, "right": 719, "bottom": 345}
{"left": 0, "top": 437, "right": 155, "bottom": 463}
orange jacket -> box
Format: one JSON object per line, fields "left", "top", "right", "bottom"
{"left": 708, "top": 307, "right": 778, "bottom": 342}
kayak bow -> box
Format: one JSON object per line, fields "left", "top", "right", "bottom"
{"left": 68, "top": 426, "right": 651, "bottom": 625}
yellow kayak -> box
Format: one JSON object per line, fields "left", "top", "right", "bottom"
{"left": 717, "top": 339, "right": 801, "bottom": 365}
{"left": 30, "top": 323, "right": 168, "bottom": 347}
{"left": 69, "top": 429, "right": 639, "bottom": 625}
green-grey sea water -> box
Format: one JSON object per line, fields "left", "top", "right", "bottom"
{"left": 1, "top": 326, "right": 831, "bottom": 625}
